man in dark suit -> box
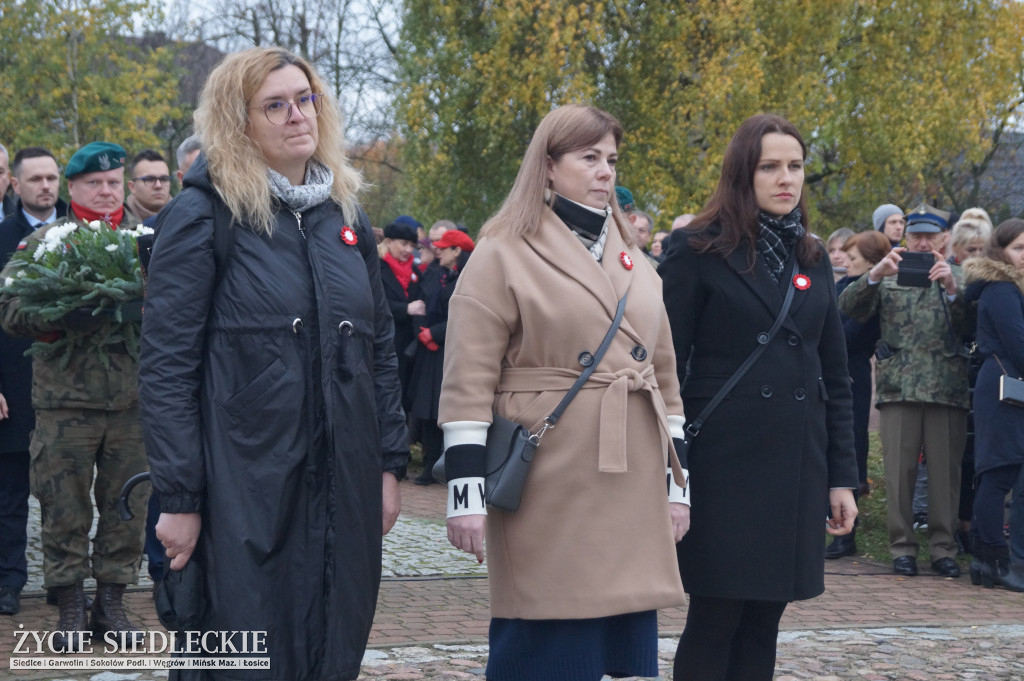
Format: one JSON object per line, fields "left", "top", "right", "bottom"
{"left": 0, "top": 146, "right": 66, "bottom": 615}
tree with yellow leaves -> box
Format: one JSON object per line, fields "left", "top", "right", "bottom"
{"left": 395, "top": 0, "right": 1024, "bottom": 233}
{"left": 0, "top": 0, "right": 181, "bottom": 165}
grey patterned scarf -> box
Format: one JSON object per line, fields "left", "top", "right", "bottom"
{"left": 266, "top": 162, "right": 334, "bottom": 213}
{"left": 756, "top": 207, "right": 803, "bottom": 282}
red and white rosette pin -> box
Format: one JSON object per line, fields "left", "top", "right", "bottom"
{"left": 620, "top": 251, "right": 634, "bottom": 270}
{"left": 793, "top": 273, "right": 811, "bottom": 291}
{"left": 340, "top": 226, "right": 358, "bottom": 246}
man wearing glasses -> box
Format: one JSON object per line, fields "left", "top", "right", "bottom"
{"left": 126, "top": 149, "right": 172, "bottom": 221}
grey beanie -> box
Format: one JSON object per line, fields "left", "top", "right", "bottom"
{"left": 873, "top": 204, "right": 903, "bottom": 231}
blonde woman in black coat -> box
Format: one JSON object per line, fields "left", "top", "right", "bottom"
{"left": 140, "top": 47, "right": 407, "bottom": 680}
{"left": 659, "top": 114, "right": 858, "bottom": 681}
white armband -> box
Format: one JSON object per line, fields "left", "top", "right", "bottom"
{"left": 447, "top": 477, "right": 487, "bottom": 518}
{"left": 442, "top": 420, "right": 490, "bottom": 448}
{"left": 668, "top": 467, "right": 690, "bottom": 506}
{"left": 667, "top": 414, "right": 687, "bottom": 440}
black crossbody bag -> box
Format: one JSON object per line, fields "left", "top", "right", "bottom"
{"left": 434, "top": 293, "right": 628, "bottom": 512}
{"left": 678, "top": 260, "right": 798, "bottom": 458}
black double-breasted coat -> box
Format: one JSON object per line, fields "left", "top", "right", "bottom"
{"left": 659, "top": 229, "right": 857, "bottom": 602}
{"left": 139, "top": 158, "right": 408, "bottom": 680}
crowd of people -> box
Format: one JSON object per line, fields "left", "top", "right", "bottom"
{"left": 0, "top": 44, "right": 1020, "bottom": 681}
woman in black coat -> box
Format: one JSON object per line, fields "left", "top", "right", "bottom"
{"left": 824, "top": 229, "right": 890, "bottom": 558}
{"left": 659, "top": 114, "right": 858, "bottom": 681}
{"left": 962, "top": 218, "right": 1024, "bottom": 592}
{"left": 379, "top": 219, "right": 426, "bottom": 409}
{"left": 406, "top": 229, "right": 474, "bottom": 484}
{"left": 139, "top": 48, "right": 408, "bottom": 680}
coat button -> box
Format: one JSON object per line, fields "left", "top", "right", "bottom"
{"left": 631, "top": 345, "right": 648, "bottom": 361}
{"left": 292, "top": 317, "right": 303, "bottom": 334}
{"left": 578, "top": 351, "right": 595, "bottom": 367}
{"left": 794, "top": 388, "right": 806, "bottom": 400}
{"left": 756, "top": 332, "right": 769, "bottom": 345}
{"left": 338, "top": 320, "right": 354, "bottom": 336}
{"left": 788, "top": 334, "right": 800, "bottom": 346}
{"left": 760, "top": 385, "right": 773, "bottom": 398}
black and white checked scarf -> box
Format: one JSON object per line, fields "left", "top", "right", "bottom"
{"left": 756, "top": 207, "right": 803, "bottom": 282}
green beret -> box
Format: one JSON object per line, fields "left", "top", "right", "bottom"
{"left": 615, "top": 186, "right": 634, "bottom": 211}
{"left": 65, "top": 142, "right": 127, "bottom": 178}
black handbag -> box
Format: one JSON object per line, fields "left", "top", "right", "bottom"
{"left": 434, "top": 293, "right": 628, "bottom": 512}
{"left": 994, "top": 355, "right": 1024, "bottom": 407}
{"left": 680, "top": 259, "right": 798, "bottom": 451}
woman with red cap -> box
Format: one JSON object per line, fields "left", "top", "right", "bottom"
{"left": 407, "top": 228, "right": 474, "bottom": 484}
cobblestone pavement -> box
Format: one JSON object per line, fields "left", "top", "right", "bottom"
{"left": 6, "top": 479, "right": 1024, "bottom": 680}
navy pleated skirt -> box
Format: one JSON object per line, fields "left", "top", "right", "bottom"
{"left": 485, "top": 610, "right": 659, "bottom": 681}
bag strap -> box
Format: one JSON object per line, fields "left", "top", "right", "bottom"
{"left": 532, "top": 292, "right": 628, "bottom": 442}
{"left": 686, "top": 258, "right": 798, "bottom": 439}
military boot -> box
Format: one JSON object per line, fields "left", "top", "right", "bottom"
{"left": 90, "top": 582, "right": 145, "bottom": 648}
{"left": 52, "top": 583, "right": 90, "bottom": 652}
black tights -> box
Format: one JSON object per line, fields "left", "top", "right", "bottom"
{"left": 673, "top": 596, "right": 787, "bottom": 681}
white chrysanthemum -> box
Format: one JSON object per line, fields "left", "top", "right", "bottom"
{"left": 105, "top": 244, "right": 119, "bottom": 252}
{"left": 33, "top": 243, "right": 46, "bottom": 261}
{"left": 88, "top": 220, "right": 103, "bottom": 231}
{"left": 3, "top": 277, "right": 12, "bottom": 287}
{"left": 43, "top": 223, "right": 78, "bottom": 246}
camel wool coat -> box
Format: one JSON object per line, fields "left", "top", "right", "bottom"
{"left": 439, "top": 208, "right": 687, "bottom": 620}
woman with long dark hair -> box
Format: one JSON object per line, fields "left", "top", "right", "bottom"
{"left": 659, "top": 113, "right": 858, "bottom": 681}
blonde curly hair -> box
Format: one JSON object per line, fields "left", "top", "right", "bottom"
{"left": 194, "top": 47, "right": 362, "bottom": 235}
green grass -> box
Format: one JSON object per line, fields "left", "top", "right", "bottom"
{"left": 834, "top": 431, "right": 972, "bottom": 570}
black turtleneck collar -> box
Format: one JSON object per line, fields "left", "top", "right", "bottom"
{"left": 551, "top": 193, "right": 607, "bottom": 241}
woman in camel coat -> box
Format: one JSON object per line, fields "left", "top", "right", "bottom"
{"left": 438, "top": 105, "right": 689, "bottom": 681}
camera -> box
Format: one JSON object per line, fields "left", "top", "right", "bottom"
{"left": 896, "top": 251, "right": 934, "bottom": 288}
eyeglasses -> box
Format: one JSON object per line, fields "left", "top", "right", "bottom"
{"left": 133, "top": 175, "right": 171, "bottom": 187}
{"left": 249, "top": 93, "right": 324, "bottom": 125}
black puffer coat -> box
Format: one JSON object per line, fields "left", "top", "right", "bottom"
{"left": 139, "top": 157, "right": 408, "bottom": 680}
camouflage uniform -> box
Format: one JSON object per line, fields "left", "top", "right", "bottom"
{"left": 0, "top": 214, "right": 147, "bottom": 588}
{"left": 839, "top": 269, "right": 969, "bottom": 563}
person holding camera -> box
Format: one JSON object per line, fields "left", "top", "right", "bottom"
{"left": 839, "top": 203, "right": 970, "bottom": 578}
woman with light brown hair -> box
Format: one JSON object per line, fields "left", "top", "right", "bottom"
{"left": 439, "top": 104, "right": 689, "bottom": 680}
{"left": 139, "top": 47, "right": 408, "bottom": 679}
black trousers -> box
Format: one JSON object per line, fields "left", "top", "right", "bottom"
{"left": 674, "top": 595, "right": 787, "bottom": 681}
{"left": 0, "top": 451, "right": 30, "bottom": 589}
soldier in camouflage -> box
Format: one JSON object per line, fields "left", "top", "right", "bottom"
{"left": 0, "top": 142, "right": 147, "bottom": 652}
{"left": 839, "top": 203, "right": 969, "bottom": 579}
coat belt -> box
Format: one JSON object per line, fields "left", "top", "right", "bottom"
{"left": 496, "top": 366, "right": 672, "bottom": 473}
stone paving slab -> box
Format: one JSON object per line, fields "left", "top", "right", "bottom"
{"left": 7, "top": 478, "right": 1024, "bottom": 680}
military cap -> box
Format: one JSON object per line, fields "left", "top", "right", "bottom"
{"left": 905, "top": 202, "right": 952, "bottom": 234}
{"left": 615, "top": 186, "right": 635, "bottom": 212}
{"left": 65, "top": 142, "right": 127, "bottom": 179}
